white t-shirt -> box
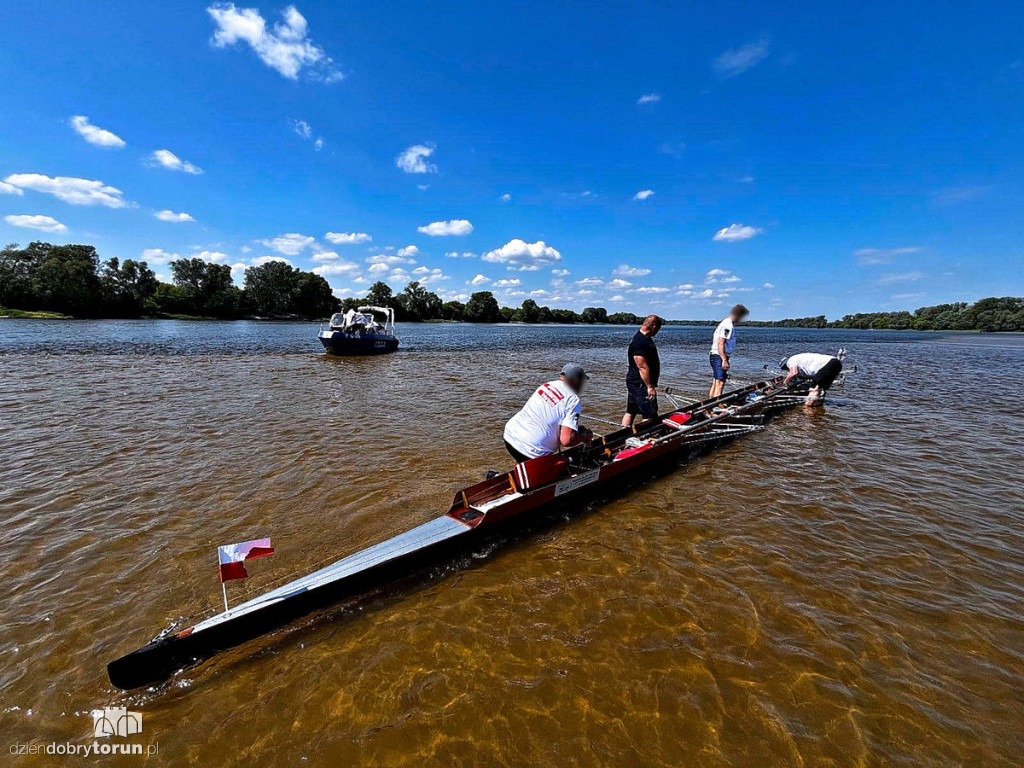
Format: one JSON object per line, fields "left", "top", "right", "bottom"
{"left": 710, "top": 317, "right": 736, "bottom": 356}
{"left": 503, "top": 379, "right": 582, "bottom": 459}
{"left": 786, "top": 353, "right": 835, "bottom": 376}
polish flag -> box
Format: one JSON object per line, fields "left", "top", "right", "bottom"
{"left": 218, "top": 538, "right": 274, "bottom": 583}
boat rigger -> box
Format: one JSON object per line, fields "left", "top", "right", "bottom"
{"left": 108, "top": 375, "right": 814, "bottom": 691}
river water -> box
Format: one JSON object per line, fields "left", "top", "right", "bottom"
{"left": 1, "top": 320, "right": 1022, "bottom": 766}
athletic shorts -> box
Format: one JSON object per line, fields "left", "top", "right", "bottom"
{"left": 626, "top": 380, "right": 659, "bottom": 419}
{"left": 503, "top": 439, "right": 532, "bottom": 464}
{"left": 811, "top": 359, "right": 843, "bottom": 390}
{"left": 710, "top": 353, "right": 729, "bottom": 382}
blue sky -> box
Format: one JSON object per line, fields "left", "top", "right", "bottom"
{"left": 1, "top": 1, "right": 1022, "bottom": 319}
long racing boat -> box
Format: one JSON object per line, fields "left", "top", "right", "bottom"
{"left": 107, "top": 375, "right": 812, "bottom": 690}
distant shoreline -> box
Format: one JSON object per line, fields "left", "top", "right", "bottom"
{"left": 3, "top": 311, "right": 1022, "bottom": 334}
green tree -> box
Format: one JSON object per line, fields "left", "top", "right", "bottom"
{"left": 580, "top": 306, "right": 608, "bottom": 324}
{"left": 395, "top": 281, "right": 443, "bottom": 321}
{"left": 101, "top": 257, "right": 159, "bottom": 316}
{"left": 441, "top": 300, "right": 465, "bottom": 321}
{"left": 168, "top": 258, "right": 240, "bottom": 318}
{"left": 464, "top": 291, "right": 502, "bottom": 322}
{"left": 364, "top": 281, "right": 395, "bottom": 308}
{"left": 515, "top": 298, "right": 542, "bottom": 323}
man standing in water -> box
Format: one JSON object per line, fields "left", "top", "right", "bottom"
{"left": 622, "top": 314, "right": 663, "bottom": 426}
{"left": 709, "top": 304, "right": 749, "bottom": 398}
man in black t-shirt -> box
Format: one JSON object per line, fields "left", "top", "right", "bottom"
{"left": 622, "top": 314, "right": 663, "bottom": 426}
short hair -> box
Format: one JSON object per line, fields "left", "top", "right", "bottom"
{"left": 641, "top": 314, "right": 663, "bottom": 331}
{"left": 731, "top": 304, "right": 749, "bottom": 317}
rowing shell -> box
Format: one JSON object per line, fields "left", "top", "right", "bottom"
{"left": 107, "top": 376, "right": 808, "bottom": 690}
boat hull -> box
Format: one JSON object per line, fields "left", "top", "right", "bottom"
{"left": 319, "top": 331, "right": 399, "bottom": 356}
{"left": 108, "top": 378, "right": 809, "bottom": 689}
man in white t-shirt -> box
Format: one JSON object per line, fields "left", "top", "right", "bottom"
{"left": 780, "top": 352, "right": 843, "bottom": 405}
{"left": 503, "top": 363, "right": 594, "bottom": 462}
{"left": 709, "top": 304, "right": 750, "bottom": 398}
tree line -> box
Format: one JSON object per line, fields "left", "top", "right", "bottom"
{"left": 3, "top": 242, "right": 1021, "bottom": 330}
{"left": 347, "top": 280, "right": 643, "bottom": 325}
{"left": 0, "top": 241, "right": 336, "bottom": 319}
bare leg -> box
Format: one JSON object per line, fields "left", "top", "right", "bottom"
{"left": 710, "top": 380, "right": 723, "bottom": 398}
{"left": 805, "top": 386, "right": 824, "bottom": 406}
{"left": 621, "top": 413, "right": 634, "bottom": 427}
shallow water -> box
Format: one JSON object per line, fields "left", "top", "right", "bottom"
{"left": 1, "top": 321, "right": 1022, "bottom": 766}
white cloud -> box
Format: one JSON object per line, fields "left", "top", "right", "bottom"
{"left": 677, "top": 283, "right": 694, "bottom": 290}
{"left": 660, "top": 141, "right": 686, "bottom": 157}
{"left": 713, "top": 223, "right": 762, "bottom": 242}
{"left": 722, "top": 274, "right": 742, "bottom": 283}
{"left": 552, "top": 268, "right": 570, "bottom": 277}
{"left": 854, "top": 246, "right": 921, "bottom": 265}
{"left": 411, "top": 266, "right": 447, "bottom": 284}
{"left": 0, "top": 180, "right": 23, "bottom": 195}
{"left": 250, "top": 255, "right": 293, "bottom": 266}
{"left": 194, "top": 250, "right": 231, "bottom": 263}
{"left": 396, "top": 144, "right": 437, "bottom": 174}
{"left": 493, "top": 278, "right": 520, "bottom": 287}
{"left": 877, "top": 271, "right": 925, "bottom": 285}
{"left": 313, "top": 261, "right": 361, "bottom": 277}
{"left": 70, "top": 115, "right": 125, "bottom": 148}
{"left": 609, "top": 278, "right": 632, "bottom": 288}
{"left": 763, "top": 282, "right": 775, "bottom": 288}
{"left": 891, "top": 292, "right": 926, "bottom": 301}
{"left": 292, "top": 119, "right": 312, "bottom": 139}
{"left": 311, "top": 251, "right": 339, "bottom": 262}
{"left": 500, "top": 193, "right": 511, "bottom": 202}
{"left": 469, "top": 274, "right": 490, "bottom": 285}
{"left": 259, "top": 233, "right": 316, "bottom": 256}
{"left": 314, "top": 137, "right": 324, "bottom": 151}
{"left": 635, "top": 286, "right": 670, "bottom": 294}
{"left": 417, "top": 184, "right": 430, "bottom": 191}
{"left": 613, "top": 264, "right": 651, "bottom": 277}
{"left": 706, "top": 268, "right": 730, "bottom": 278}
{"left": 633, "top": 189, "right": 655, "bottom": 201}
{"left": 154, "top": 209, "right": 196, "bottom": 222}
{"left": 141, "top": 248, "right": 183, "bottom": 264}
{"left": 931, "top": 186, "right": 988, "bottom": 206}
{"left": 3, "top": 173, "right": 126, "bottom": 207}
{"left": 151, "top": 149, "right": 203, "bottom": 175}
{"left": 481, "top": 238, "right": 562, "bottom": 269}
{"left": 713, "top": 38, "right": 770, "bottom": 78}
{"left": 637, "top": 93, "right": 661, "bottom": 104}
{"left": 4, "top": 214, "right": 67, "bottom": 232}
{"left": 367, "top": 262, "right": 391, "bottom": 274}
{"left": 369, "top": 253, "right": 415, "bottom": 266}
{"left": 325, "top": 231, "right": 371, "bottom": 245}
{"left": 397, "top": 245, "right": 419, "bottom": 258}
{"left": 576, "top": 277, "right": 603, "bottom": 286}
{"left": 207, "top": 3, "right": 342, "bottom": 82}
{"left": 445, "top": 251, "right": 477, "bottom": 258}
{"left": 417, "top": 219, "right": 472, "bottom": 236}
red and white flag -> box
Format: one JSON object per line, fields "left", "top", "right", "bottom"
{"left": 218, "top": 538, "right": 274, "bottom": 583}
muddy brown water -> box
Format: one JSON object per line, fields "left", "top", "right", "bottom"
{"left": 1, "top": 321, "right": 1022, "bottom": 766}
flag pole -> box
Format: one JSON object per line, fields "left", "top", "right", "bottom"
{"left": 222, "top": 581, "right": 229, "bottom": 614}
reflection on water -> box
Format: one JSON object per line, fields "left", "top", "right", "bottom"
{"left": 1, "top": 321, "right": 1022, "bottom": 766}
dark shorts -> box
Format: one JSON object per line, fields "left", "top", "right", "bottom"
{"left": 710, "top": 354, "right": 728, "bottom": 381}
{"left": 503, "top": 439, "right": 532, "bottom": 464}
{"left": 626, "top": 380, "right": 659, "bottom": 419}
{"left": 811, "top": 359, "right": 843, "bottom": 390}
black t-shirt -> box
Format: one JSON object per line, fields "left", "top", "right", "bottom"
{"left": 627, "top": 330, "right": 660, "bottom": 387}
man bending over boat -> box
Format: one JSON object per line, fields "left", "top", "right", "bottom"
{"left": 503, "top": 363, "right": 594, "bottom": 462}
{"left": 622, "top": 314, "right": 663, "bottom": 427}
{"left": 779, "top": 353, "right": 843, "bottom": 405}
